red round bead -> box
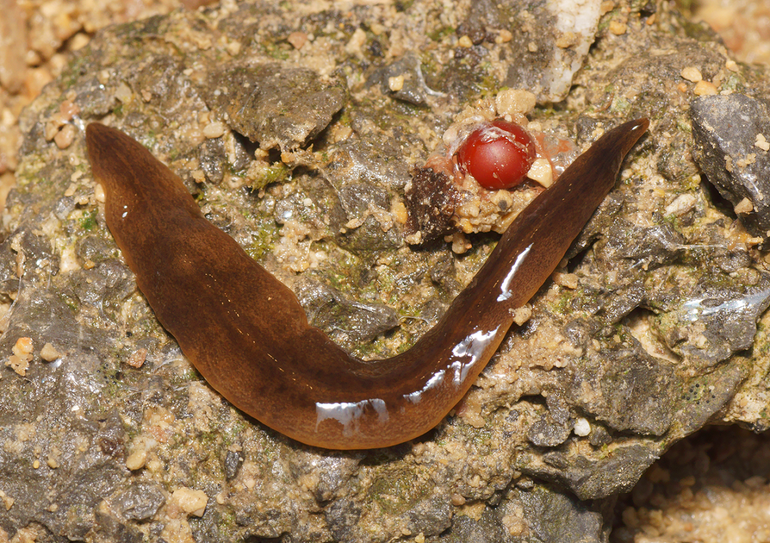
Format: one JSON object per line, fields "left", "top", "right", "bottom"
{"left": 457, "top": 119, "right": 536, "bottom": 190}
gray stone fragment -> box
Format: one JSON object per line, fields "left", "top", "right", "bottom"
{"left": 326, "top": 115, "right": 415, "bottom": 191}
{"left": 528, "top": 412, "right": 573, "bottom": 448}
{"left": 331, "top": 183, "right": 404, "bottom": 253}
{"left": 325, "top": 498, "right": 362, "bottom": 543}
{"left": 668, "top": 270, "right": 770, "bottom": 367}
{"left": 441, "top": 509, "right": 508, "bottom": 543}
{"left": 691, "top": 94, "right": 770, "bottom": 238}
{"left": 224, "top": 450, "right": 244, "bottom": 480}
{"left": 521, "top": 444, "right": 661, "bottom": 500}
{"left": 603, "top": 221, "right": 685, "bottom": 271}
{"left": 296, "top": 279, "right": 399, "bottom": 347}
{"left": 367, "top": 52, "right": 443, "bottom": 106}
{"left": 502, "top": 0, "right": 602, "bottom": 102}
{"left": 457, "top": 0, "right": 504, "bottom": 44}
{"left": 569, "top": 340, "right": 680, "bottom": 436}
{"left": 203, "top": 62, "right": 346, "bottom": 151}
{"left": 673, "top": 359, "right": 748, "bottom": 435}
{"left": 565, "top": 445, "right": 660, "bottom": 500}
{"left": 111, "top": 483, "right": 166, "bottom": 521}
{"left": 512, "top": 485, "right": 607, "bottom": 543}
{"left": 195, "top": 137, "right": 227, "bottom": 184}
{"left": 288, "top": 451, "right": 360, "bottom": 502}
{"left": 405, "top": 497, "right": 454, "bottom": 538}
{"left": 94, "top": 511, "right": 143, "bottom": 543}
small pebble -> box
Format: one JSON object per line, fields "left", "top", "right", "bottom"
{"left": 681, "top": 66, "right": 703, "bottom": 82}
{"left": 735, "top": 197, "right": 754, "bottom": 214}
{"left": 495, "top": 88, "right": 536, "bottom": 116}
{"left": 574, "top": 417, "right": 591, "bottom": 436}
{"left": 169, "top": 488, "right": 208, "bottom": 517}
{"left": 693, "top": 80, "right": 718, "bottom": 96}
{"left": 203, "top": 121, "right": 226, "bottom": 139}
{"left": 527, "top": 158, "right": 553, "bottom": 187}
{"left": 388, "top": 75, "right": 405, "bottom": 92}
{"left": 555, "top": 31, "right": 578, "bottom": 48}
{"left": 40, "top": 343, "right": 60, "bottom": 362}
{"left": 287, "top": 31, "right": 308, "bottom": 50}
{"left": 126, "top": 348, "right": 148, "bottom": 368}
{"left": 511, "top": 305, "right": 532, "bottom": 326}
{"left": 126, "top": 449, "right": 147, "bottom": 471}
{"left": 115, "top": 82, "right": 133, "bottom": 104}
{"left": 54, "top": 124, "right": 76, "bottom": 149}
{"left": 6, "top": 337, "right": 33, "bottom": 376}
{"left": 609, "top": 19, "right": 627, "bottom": 35}
{"left": 458, "top": 35, "right": 473, "bottom": 48}
{"left": 495, "top": 29, "right": 513, "bottom": 44}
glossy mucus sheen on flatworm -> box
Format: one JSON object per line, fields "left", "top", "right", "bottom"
{"left": 85, "top": 118, "right": 648, "bottom": 450}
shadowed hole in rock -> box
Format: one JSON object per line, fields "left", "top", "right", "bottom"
{"left": 699, "top": 175, "right": 737, "bottom": 221}
{"left": 565, "top": 242, "right": 593, "bottom": 274}
{"left": 610, "top": 424, "right": 770, "bottom": 542}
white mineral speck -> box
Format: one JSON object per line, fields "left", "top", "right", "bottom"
{"left": 574, "top": 417, "right": 591, "bottom": 436}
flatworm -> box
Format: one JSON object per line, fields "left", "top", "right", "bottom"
{"left": 85, "top": 117, "right": 648, "bottom": 449}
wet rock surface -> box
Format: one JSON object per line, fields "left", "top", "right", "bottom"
{"left": 691, "top": 94, "right": 770, "bottom": 239}
{"left": 2, "top": 1, "right": 770, "bottom": 542}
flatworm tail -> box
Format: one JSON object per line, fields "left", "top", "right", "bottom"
{"left": 86, "top": 118, "right": 648, "bottom": 449}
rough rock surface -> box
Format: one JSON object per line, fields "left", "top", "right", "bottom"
{"left": 2, "top": 1, "right": 770, "bottom": 542}
{"left": 691, "top": 93, "right": 770, "bottom": 239}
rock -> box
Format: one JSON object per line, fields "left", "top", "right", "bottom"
{"left": 202, "top": 62, "right": 346, "bottom": 151}
{"left": 569, "top": 341, "right": 680, "bottom": 436}
{"left": 224, "top": 450, "right": 244, "bottom": 480}
{"left": 296, "top": 279, "right": 400, "bottom": 348}
{"left": 511, "top": 485, "right": 606, "bottom": 542}
{"left": 502, "top": 0, "right": 604, "bottom": 102}
{"left": 667, "top": 269, "right": 770, "bottom": 367}
{"left": 367, "top": 52, "right": 443, "bottom": 106}
{"left": 404, "top": 167, "right": 460, "bottom": 244}
{"left": 691, "top": 93, "right": 770, "bottom": 238}
{"left": 111, "top": 483, "right": 166, "bottom": 521}
{"left": 528, "top": 411, "right": 573, "bottom": 447}
{"left": 168, "top": 488, "right": 208, "bottom": 517}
